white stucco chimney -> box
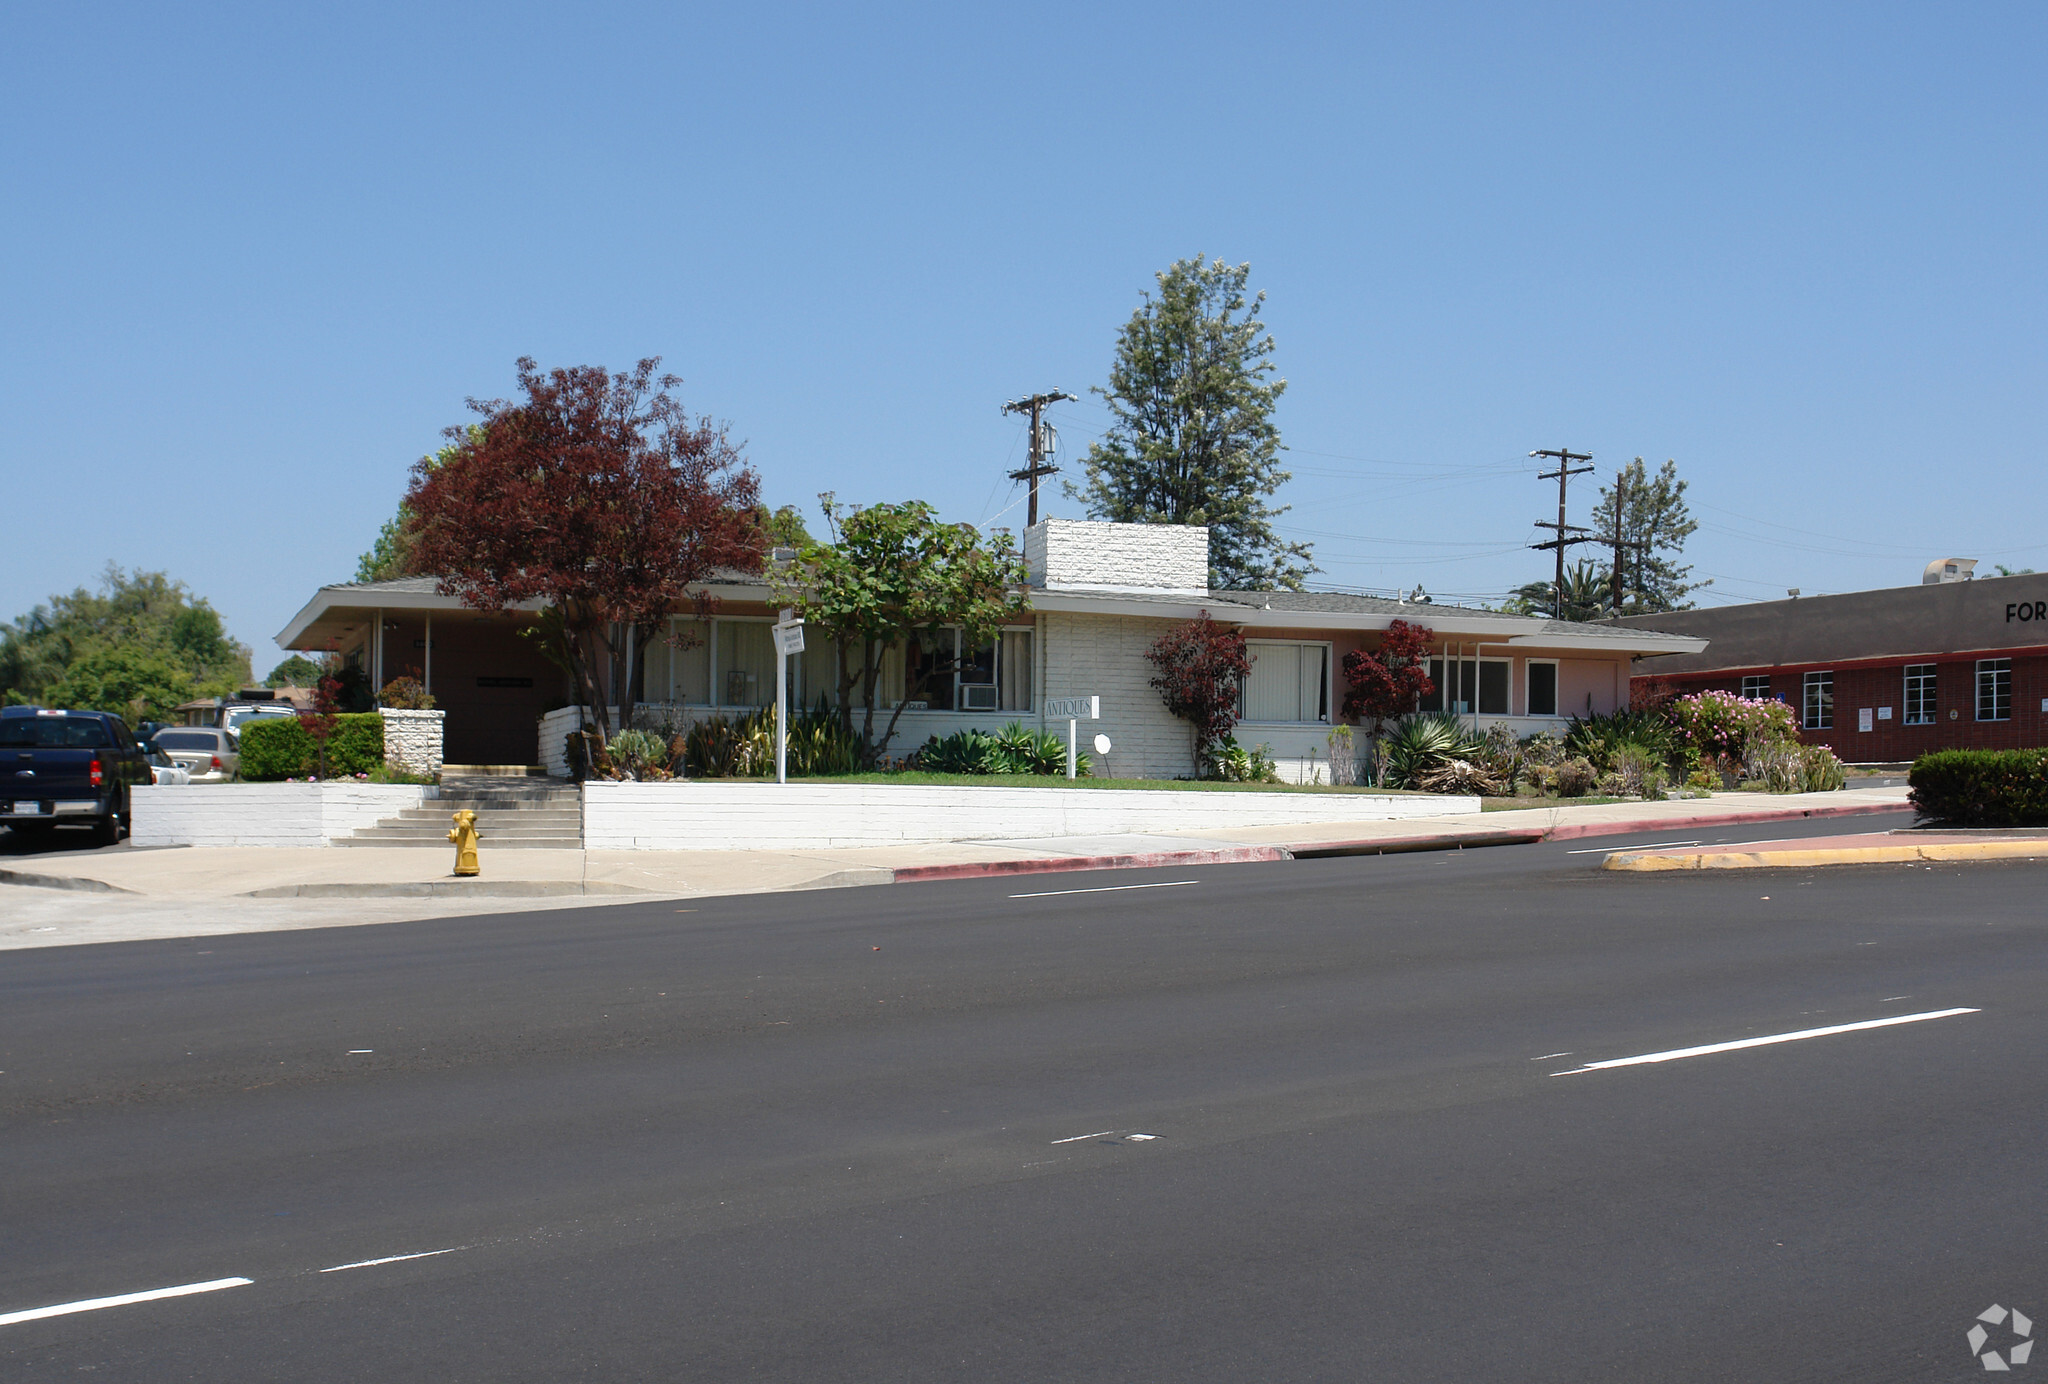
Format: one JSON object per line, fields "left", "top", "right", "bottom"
{"left": 1023, "top": 520, "right": 1210, "bottom": 596}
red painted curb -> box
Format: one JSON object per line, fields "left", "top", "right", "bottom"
{"left": 1540, "top": 800, "right": 1909, "bottom": 843}
{"left": 892, "top": 845, "right": 1289, "bottom": 884}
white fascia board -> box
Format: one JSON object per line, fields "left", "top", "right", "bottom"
{"left": 273, "top": 585, "right": 546, "bottom": 649}
{"left": 1024, "top": 591, "right": 1708, "bottom": 656}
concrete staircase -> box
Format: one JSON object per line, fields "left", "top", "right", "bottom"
{"left": 339, "top": 776, "right": 584, "bottom": 849}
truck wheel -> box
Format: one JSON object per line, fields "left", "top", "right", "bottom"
{"left": 92, "top": 813, "right": 121, "bottom": 847}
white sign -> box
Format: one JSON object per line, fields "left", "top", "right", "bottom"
{"left": 772, "top": 622, "right": 805, "bottom": 656}
{"left": 1044, "top": 695, "right": 1098, "bottom": 720}
{"left": 1858, "top": 707, "right": 1873, "bottom": 732}
{"left": 1877, "top": 706, "right": 1893, "bottom": 721}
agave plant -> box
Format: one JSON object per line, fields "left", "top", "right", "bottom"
{"left": 915, "top": 730, "right": 1003, "bottom": 775}
{"left": 1380, "top": 711, "right": 1486, "bottom": 789}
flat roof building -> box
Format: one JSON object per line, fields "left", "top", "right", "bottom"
{"left": 1614, "top": 570, "right": 2048, "bottom": 761}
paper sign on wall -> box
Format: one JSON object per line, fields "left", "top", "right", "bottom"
{"left": 1858, "top": 707, "right": 1874, "bottom": 732}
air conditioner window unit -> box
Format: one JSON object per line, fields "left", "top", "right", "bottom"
{"left": 962, "top": 685, "right": 999, "bottom": 711}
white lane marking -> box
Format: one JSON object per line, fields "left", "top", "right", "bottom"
{"left": 319, "top": 1247, "right": 464, "bottom": 1273}
{"left": 1529, "top": 1051, "right": 1574, "bottom": 1061}
{"left": 1552, "top": 1008, "right": 1980, "bottom": 1076}
{"left": 1124, "top": 1133, "right": 1159, "bottom": 1141}
{"left": 0, "top": 1277, "right": 252, "bottom": 1327}
{"left": 1883, "top": 995, "right": 1912, "bottom": 1002}
{"left": 1051, "top": 1130, "right": 1120, "bottom": 1144}
{"left": 1009, "top": 880, "right": 1199, "bottom": 899}
{"left": 1565, "top": 839, "right": 1700, "bottom": 854}
{"left": 347, "top": 1050, "right": 373, "bottom": 1054}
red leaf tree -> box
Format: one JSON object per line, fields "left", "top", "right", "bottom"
{"left": 1341, "top": 619, "right": 1435, "bottom": 735}
{"left": 1146, "top": 611, "right": 1252, "bottom": 763}
{"left": 407, "top": 357, "right": 763, "bottom": 744}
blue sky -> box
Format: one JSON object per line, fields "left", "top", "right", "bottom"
{"left": 4, "top": 3, "right": 2043, "bottom": 665}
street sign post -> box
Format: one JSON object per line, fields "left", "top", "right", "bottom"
{"left": 772, "top": 611, "right": 805, "bottom": 784}
{"left": 1043, "top": 695, "right": 1099, "bottom": 779}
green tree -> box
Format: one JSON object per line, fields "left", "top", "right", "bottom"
{"left": 1068, "top": 256, "right": 1313, "bottom": 590}
{"left": 774, "top": 495, "right": 1028, "bottom": 767}
{"left": 1589, "top": 458, "right": 1701, "bottom": 613}
{"left": 1504, "top": 560, "right": 1614, "bottom": 622}
{"left": 0, "top": 566, "right": 251, "bottom": 720}
{"left": 758, "top": 504, "right": 814, "bottom": 550}
{"left": 355, "top": 430, "right": 477, "bottom": 583}
{"left": 265, "top": 654, "right": 326, "bottom": 687}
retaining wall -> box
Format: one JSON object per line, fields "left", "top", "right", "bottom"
{"left": 582, "top": 781, "right": 1477, "bottom": 850}
{"left": 132, "top": 783, "right": 436, "bottom": 847}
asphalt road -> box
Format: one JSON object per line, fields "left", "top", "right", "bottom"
{"left": 2, "top": 809, "right": 2041, "bottom": 1381}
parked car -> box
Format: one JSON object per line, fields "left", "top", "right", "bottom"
{"left": 0, "top": 706, "right": 150, "bottom": 845}
{"left": 145, "top": 746, "right": 192, "bottom": 786}
{"left": 151, "top": 727, "right": 240, "bottom": 782}
{"left": 221, "top": 702, "right": 296, "bottom": 737}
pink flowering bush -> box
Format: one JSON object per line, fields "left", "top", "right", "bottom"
{"left": 1667, "top": 690, "right": 1798, "bottom": 761}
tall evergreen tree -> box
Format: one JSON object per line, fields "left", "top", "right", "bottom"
{"left": 1069, "top": 256, "right": 1313, "bottom": 590}
{"left": 1590, "top": 457, "right": 1701, "bottom": 612}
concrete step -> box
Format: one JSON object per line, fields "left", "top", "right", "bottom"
{"left": 350, "top": 822, "right": 583, "bottom": 837}
{"left": 392, "top": 808, "right": 582, "bottom": 823}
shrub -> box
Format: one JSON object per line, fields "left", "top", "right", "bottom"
{"left": 1340, "top": 619, "right": 1435, "bottom": 735}
{"left": 1611, "top": 744, "right": 1666, "bottom": 800}
{"left": 1798, "top": 744, "right": 1847, "bottom": 793}
{"left": 917, "top": 730, "right": 1003, "bottom": 775}
{"left": 1147, "top": 612, "right": 1251, "bottom": 758}
{"left": 1325, "top": 725, "right": 1356, "bottom": 786}
{"left": 1666, "top": 690, "right": 1796, "bottom": 761}
{"left": 1380, "top": 711, "right": 1484, "bottom": 789}
{"left": 1564, "top": 709, "right": 1677, "bottom": 772}
{"left": 238, "top": 712, "right": 383, "bottom": 780}
{"left": 377, "top": 676, "right": 436, "bottom": 710}
{"left": 1554, "top": 757, "right": 1598, "bottom": 798}
{"left": 606, "top": 728, "right": 669, "bottom": 778}
{"left": 683, "top": 711, "right": 773, "bottom": 778}
{"left": 911, "top": 726, "right": 1089, "bottom": 777}
{"left": 1204, "top": 734, "right": 1279, "bottom": 783}
{"left": 1908, "top": 749, "right": 2048, "bottom": 825}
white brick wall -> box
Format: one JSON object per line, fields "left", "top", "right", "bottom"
{"left": 132, "top": 783, "right": 435, "bottom": 847}
{"left": 381, "top": 708, "right": 445, "bottom": 775}
{"left": 583, "top": 781, "right": 1477, "bottom": 850}
{"left": 1025, "top": 520, "right": 1209, "bottom": 593}
{"left": 1040, "top": 609, "right": 1202, "bottom": 780}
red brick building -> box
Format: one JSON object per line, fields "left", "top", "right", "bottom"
{"left": 1614, "top": 573, "right": 2048, "bottom": 763}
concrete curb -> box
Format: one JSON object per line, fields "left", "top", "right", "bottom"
{"left": 1541, "top": 800, "right": 1908, "bottom": 843}
{"left": 0, "top": 868, "right": 141, "bottom": 895}
{"left": 893, "top": 845, "right": 1291, "bottom": 884}
{"left": 1603, "top": 840, "right": 2048, "bottom": 872}
{"left": 1289, "top": 830, "right": 1544, "bottom": 858}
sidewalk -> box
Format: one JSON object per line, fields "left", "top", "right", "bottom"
{"left": 0, "top": 785, "right": 1913, "bottom": 950}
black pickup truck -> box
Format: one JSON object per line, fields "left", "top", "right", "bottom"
{"left": 0, "top": 706, "right": 150, "bottom": 846}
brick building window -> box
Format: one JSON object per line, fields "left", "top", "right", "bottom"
{"left": 1904, "top": 665, "right": 1937, "bottom": 725}
{"left": 1977, "top": 659, "right": 2012, "bottom": 722}
{"left": 1803, "top": 671, "right": 1834, "bottom": 730}
{"left": 1740, "top": 675, "right": 1770, "bottom": 700}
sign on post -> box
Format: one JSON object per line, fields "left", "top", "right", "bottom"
{"left": 772, "top": 614, "right": 805, "bottom": 784}
{"left": 1044, "top": 696, "right": 1100, "bottom": 779}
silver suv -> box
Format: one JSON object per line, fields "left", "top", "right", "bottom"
{"left": 151, "top": 728, "right": 240, "bottom": 783}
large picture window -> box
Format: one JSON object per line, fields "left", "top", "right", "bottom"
{"left": 1977, "top": 658, "right": 2012, "bottom": 722}
{"left": 1803, "top": 671, "right": 1834, "bottom": 730}
{"left": 1903, "top": 664, "right": 1936, "bottom": 726}
{"left": 1242, "top": 642, "right": 1330, "bottom": 723}
{"left": 1425, "top": 658, "right": 1510, "bottom": 716}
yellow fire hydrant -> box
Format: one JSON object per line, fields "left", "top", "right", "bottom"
{"left": 448, "top": 809, "right": 481, "bottom": 877}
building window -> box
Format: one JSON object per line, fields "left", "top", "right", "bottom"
{"left": 1977, "top": 658, "right": 2012, "bottom": 722}
{"left": 1903, "top": 664, "right": 1936, "bottom": 726}
{"left": 1243, "top": 642, "right": 1330, "bottom": 722}
{"left": 1740, "top": 675, "right": 1770, "bottom": 700}
{"left": 1803, "top": 671, "right": 1834, "bottom": 730}
{"left": 1425, "top": 658, "right": 1510, "bottom": 716}
{"left": 1526, "top": 661, "right": 1559, "bottom": 717}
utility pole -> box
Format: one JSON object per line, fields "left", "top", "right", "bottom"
{"left": 1002, "top": 390, "right": 1077, "bottom": 526}
{"left": 1529, "top": 447, "right": 1595, "bottom": 620}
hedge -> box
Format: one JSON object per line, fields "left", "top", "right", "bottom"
{"left": 1907, "top": 749, "right": 2048, "bottom": 825}
{"left": 238, "top": 713, "right": 384, "bottom": 780}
